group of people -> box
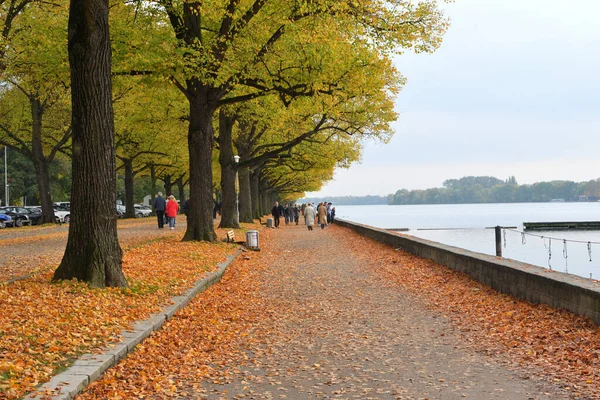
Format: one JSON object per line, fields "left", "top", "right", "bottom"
{"left": 271, "top": 201, "right": 335, "bottom": 231}
{"left": 152, "top": 193, "right": 336, "bottom": 233}
{"left": 153, "top": 191, "right": 180, "bottom": 229}
{"left": 270, "top": 202, "right": 301, "bottom": 227}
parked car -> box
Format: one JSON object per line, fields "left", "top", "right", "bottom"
{"left": 24, "top": 206, "right": 70, "bottom": 224}
{"left": 54, "top": 205, "right": 70, "bottom": 223}
{"left": 134, "top": 204, "right": 152, "bottom": 218}
{"left": 0, "top": 206, "right": 42, "bottom": 226}
{"left": 53, "top": 202, "right": 70, "bottom": 210}
{"left": 0, "top": 211, "right": 13, "bottom": 228}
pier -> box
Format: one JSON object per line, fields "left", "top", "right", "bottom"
{"left": 524, "top": 221, "right": 600, "bottom": 230}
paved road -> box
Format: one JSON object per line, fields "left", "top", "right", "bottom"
{"left": 196, "top": 224, "right": 568, "bottom": 399}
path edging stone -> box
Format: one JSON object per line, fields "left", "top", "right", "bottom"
{"left": 24, "top": 248, "right": 243, "bottom": 400}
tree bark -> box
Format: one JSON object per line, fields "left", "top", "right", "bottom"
{"left": 163, "top": 174, "right": 173, "bottom": 197}
{"left": 149, "top": 163, "right": 156, "bottom": 209}
{"left": 217, "top": 110, "right": 239, "bottom": 229}
{"left": 250, "top": 167, "right": 261, "bottom": 219}
{"left": 238, "top": 165, "right": 252, "bottom": 222}
{"left": 30, "top": 97, "right": 55, "bottom": 224}
{"left": 53, "top": 0, "right": 126, "bottom": 288}
{"left": 176, "top": 176, "right": 185, "bottom": 203}
{"left": 183, "top": 90, "right": 217, "bottom": 241}
{"left": 124, "top": 159, "right": 135, "bottom": 218}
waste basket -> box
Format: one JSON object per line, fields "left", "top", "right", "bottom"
{"left": 245, "top": 230, "right": 259, "bottom": 250}
{"left": 266, "top": 218, "right": 274, "bottom": 228}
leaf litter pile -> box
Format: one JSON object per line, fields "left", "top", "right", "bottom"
{"left": 0, "top": 219, "right": 254, "bottom": 399}
{"left": 347, "top": 231, "right": 600, "bottom": 399}
{"left": 0, "top": 219, "right": 191, "bottom": 283}
{"left": 7, "top": 221, "right": 600, "bottom": 399}
{"left": 72, "top": 224, "right": 600, "bottom": 399}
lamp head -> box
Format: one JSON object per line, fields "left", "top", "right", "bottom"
{"left": 233, "top": 155, "right": 240, "bottom": 163}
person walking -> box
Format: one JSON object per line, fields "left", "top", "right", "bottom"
{"left": 283, "top": 203, "right": 290, "bottom": 225}
{"left": 154, "top": 192, "right": 166, "bottom": 229}
{"left": 318, "top": 202, "right": 327, "bottom": 230}
{"left": 303, "top": 203, "right": 316, "bottom": 231}
{"left": 271, "top": 201, "right": 283, "bottom": 228}
{"left": 285, "top": 204, "right": 294, "bottom": 225}
{"left": 165, "top": 195, "right": 179, "bottom": 230}
{"left": 182, "top": 197, "right": 190, "bottom": 219}
{"left": 331, "top": 206, "right": 336, "bottom": 223}
{"left": 293, "top": 204, "right": 300, "bottom": 225}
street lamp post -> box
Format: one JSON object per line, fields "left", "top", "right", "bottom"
{"left": 4, "top": 147, "right": 8, "bottom": 206}
{"left": 233, "top": 155, "right": 240, "bottom": 226}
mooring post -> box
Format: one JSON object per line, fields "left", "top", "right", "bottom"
{"left": 495, "top": 226, "right": 502, "bottom": 257}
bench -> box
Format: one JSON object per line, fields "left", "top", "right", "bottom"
{"left": 226, "top": 230, "right": 236, "bottom": 243}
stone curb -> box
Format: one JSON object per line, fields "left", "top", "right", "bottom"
{"left": 25, "top": 248, "right": 244, "bottom": 400}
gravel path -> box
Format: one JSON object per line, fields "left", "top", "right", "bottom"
{"left": 200, "top": 224, "right": 569, "bottom": 399}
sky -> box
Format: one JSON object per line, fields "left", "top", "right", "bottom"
{"left": 306, "top": 0, "right": 600, "bottom": 197}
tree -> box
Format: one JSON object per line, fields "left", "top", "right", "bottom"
{"left": 113, "top": 76, "right": 187, "bottom": 217}
{"left": 0, "top": 1, "right": 72, "bottom": 223}
{"left": 155, "top": 0, "right": 447, "bottom": 241}
{"left": 53, "top": 0, "right": 126, "bottom": 288}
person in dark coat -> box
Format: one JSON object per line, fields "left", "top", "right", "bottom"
{"left": 154, "top": 192, "right": 166, "bottom": 228}
{"left": 182, "top": 197, "right": 190, "bottom": 218}
{"left": 271, "top": 201, "right": 283, "bottom": 228}
{"left": 292, "top": 204, "right": 300, "bottom": 225}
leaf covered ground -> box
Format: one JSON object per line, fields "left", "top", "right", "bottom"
{"left": 351, "top": 233, "right": 600, "bottom": 398}
{"left": 75, "top": 224, "right": 599, "bottom": 399}
{"left": 0, "top": 219, "right": 255, "bottom": 399}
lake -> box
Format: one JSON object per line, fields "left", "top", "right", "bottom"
{"left": 334, "top": 203, "right": 600, "bottom": 280}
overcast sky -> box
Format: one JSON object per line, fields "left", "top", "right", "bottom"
{"left": 306, "top": 0, "right": 600, "bottom": 197}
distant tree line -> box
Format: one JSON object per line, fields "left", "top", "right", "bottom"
{"left": 388, "top": 176, "right": 600, "bottom": 205}
{"left": 300, "top": 195, "right": 388, "bottom": 206}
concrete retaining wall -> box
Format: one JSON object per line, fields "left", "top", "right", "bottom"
{"left": 337, "top": 219, "right": 600, "bottom": 325}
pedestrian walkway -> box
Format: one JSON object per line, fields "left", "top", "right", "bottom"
{"left": 79, "top": 223, "right": 572, "bottom": 399}
{"left": 198, "top": 225, "right": 566, "bottom": 399}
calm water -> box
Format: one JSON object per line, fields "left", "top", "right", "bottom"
{"left": 335, "top": 203, "right": 600, "bottom": 279}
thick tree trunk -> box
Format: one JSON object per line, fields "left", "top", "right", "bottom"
{"left": 124, "top": 159, "right": 135, "bottom": 218}
{"left": 219, "top": 111, "right": 240, "bottom": 228}
{"left": 176, "top": 176, "right": 185, "bottom": 203}
{"left": 54, "top": 0, "right": 126, "bottom": 288}
{"left": 149, "top": 163, "right": 157, "bottom": 209}
{"left": 183, "top": 91, "right": 217, "bottom": 241}
{"left": 31, "top": 97, "right": 54, "bottom": 224}
{"left": 250, "top": 168, "right": 261, "bottom": 219}
{"left": 238, "top": 165, "right": 252, "bottom": 223}
{"left": 217, "top": 110, "right": 239, "bottom": 229}
{"left": 163, "top": 175, "right": 173, "bottom": 197}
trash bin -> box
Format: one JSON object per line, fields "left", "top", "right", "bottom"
{"left": 246, "top": 230, "right": 259, "bottom": 249}
{"left": 266, "top": 218, "right": 274, "bottom": 228}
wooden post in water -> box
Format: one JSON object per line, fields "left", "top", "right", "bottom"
{"left": 495, "top": 226, "right": 502, "bottom": 257}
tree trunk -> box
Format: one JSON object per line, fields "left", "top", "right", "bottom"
{"left": 217, "top": 110, "right": 239, "bottom": 229}
{"left": 54, "top": 0, "right": 126, "bottom": 288}
{"left": 238, "top": 165, "right": 252, "bottom": 222}
{"left": 124, "top": 159, "right": 135, "bottom": 218}
{"left": 163, "top": 174, "right": 173, "bottom": 196}
{"left": 149, "top": 163, "right": 157, "bottom": 209}
{"left": 30, "top": 97, "right": 54, "bottom": 224}
{"left": 250, "top": 168, "right": 261, "bottom": 219}
{"left": 183, "top": 90, "right": 217, "bottom": 241}
{"left": 176, "top": 176, "right": 185, "bottom": 203}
